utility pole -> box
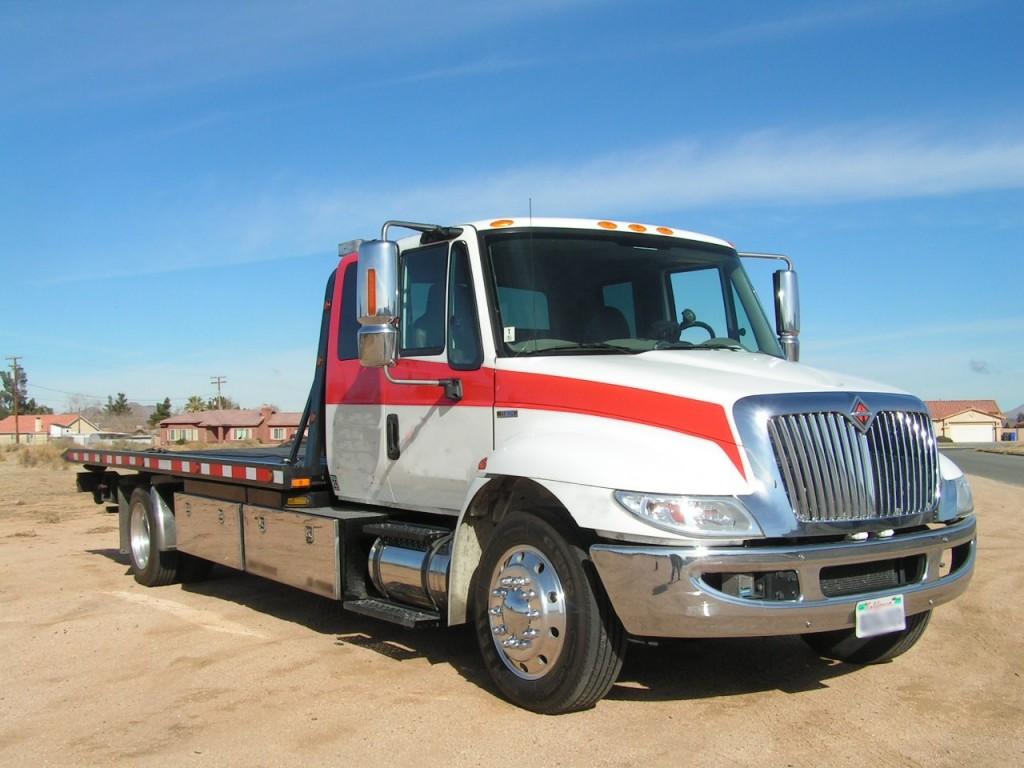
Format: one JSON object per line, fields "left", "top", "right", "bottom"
{"left": 5, "top": 355, "right": 21, "bottom": 445}
{"left": 210, "top": 376, "right": 227, "bottom": 410}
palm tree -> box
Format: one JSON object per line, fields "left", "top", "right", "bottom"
{"left": 184, "top": 395, "right": 207, "bottom": 413}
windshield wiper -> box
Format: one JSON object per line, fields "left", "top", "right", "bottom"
{"left": 654, "top": 340, "right": 744, "bottom": 351}
{"left": 528, "top": 342, "right": 636, "bottom": 355}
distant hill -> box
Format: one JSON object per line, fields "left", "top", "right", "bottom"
{"left": 1005, "top": 404, "right": 1024, "bottom": 426}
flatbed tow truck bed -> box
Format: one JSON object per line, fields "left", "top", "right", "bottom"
{"left": 64, "top": 444, "right": 323, "bottom": 490}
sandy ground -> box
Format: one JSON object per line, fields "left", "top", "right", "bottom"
{"left": 0, "top": 457, "right": 1021, "bottom": 768}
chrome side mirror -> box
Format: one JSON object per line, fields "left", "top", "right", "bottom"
{"left": 356, "top": 240, "right": 400, "bottom": 368}
{"left": 773, "top": 269, "right": 800, "bottom": 362}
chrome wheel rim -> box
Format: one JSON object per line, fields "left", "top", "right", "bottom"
{"left": 488, "top": 544, "right": 567, "bottom": 680}
{"left": 130, "top": 502, "right": 150, "bottom": 570}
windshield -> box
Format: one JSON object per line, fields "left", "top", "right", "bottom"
{"left": 483, "top": 229, "right": 782, "bottom": 357}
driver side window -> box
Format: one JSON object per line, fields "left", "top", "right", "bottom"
{"left": 400, "top": 243, "right": 448, "bottom": 356}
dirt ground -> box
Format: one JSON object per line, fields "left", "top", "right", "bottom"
{"left": 1, "top": 456, "right": 1021, "bottom": 768}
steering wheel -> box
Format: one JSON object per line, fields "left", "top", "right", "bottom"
{"left": 679, "top": 309, "right": 716, "bottom": 340}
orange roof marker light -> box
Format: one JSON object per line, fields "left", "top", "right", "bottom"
{"left": 490, "top": 219, "right": 515, "bottom": 228}
{"left": 597, "top": 220, "right": 618, "bottom": 229}
{"left": 656, "top": 226, "right": 674, "bottom": 235}
{"left": 628, "top": 223, "right": 647, "bottom": 232}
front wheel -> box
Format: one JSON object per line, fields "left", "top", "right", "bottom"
{"left": 801, "top": 610, "right": 931, "bottom": 664}
{"left": 128, "top": 488, "right": 179, "bottom": 587}
{"left": 473, "top": 512, "right": 627, "bottom": 714}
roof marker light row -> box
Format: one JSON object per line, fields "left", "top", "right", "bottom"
{"left": 490, "top": 218, "right": 674, "bottom": 235}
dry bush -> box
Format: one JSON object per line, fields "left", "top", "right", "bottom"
{"left": 14, "top": 442, "right": 72, "bottom": 470}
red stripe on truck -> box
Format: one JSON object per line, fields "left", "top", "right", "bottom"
{"left": 495, "top": 371, "right": 745, "bottom": 478}
{"left": 326, "top": 351, "right": 744, "bottom": 477}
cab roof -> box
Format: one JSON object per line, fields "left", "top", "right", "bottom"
{"left": 465, "top": 217, "right": 734, "bottom": 250}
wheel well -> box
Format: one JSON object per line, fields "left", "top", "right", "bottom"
{"left": 448, "top": 476, "right": 583, "bottom": 626}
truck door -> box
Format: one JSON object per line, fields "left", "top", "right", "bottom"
{"left": 383, "top": 237, "right": 495, "bottom": 513}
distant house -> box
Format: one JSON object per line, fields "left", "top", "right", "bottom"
{"left": 0, "top": 413, "right": 101, "bottom": 445}
{"left": 159, "top": 406, "right": 302, "bottom": 444}
{"left": 925, "top": 400, "right": 1003, "bottom": 443}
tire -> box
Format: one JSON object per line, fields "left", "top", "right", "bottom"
{"left": 472, "top": 512, "right": 627, "bottom": 714}
{"left": 128, "top": 488, "right": 179, "bottom": 587}
{"left": 801, "top": 609, "right": 931, "bottom": 664}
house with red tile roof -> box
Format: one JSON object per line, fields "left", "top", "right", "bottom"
{"left": 924, "top": 400, "right": 1003, "bottom": 443}
{"left": 159, "top": 406, "right": 302, "bottom": 444}
{"left": 0, "top": 413, "right": 101, "bottom": 445}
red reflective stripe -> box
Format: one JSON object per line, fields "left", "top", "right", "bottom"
{"left": 256, "top": 468, "right": 273, "bottom": 483}
{"left": 496, "top": 371, "right": 745, "bottom": 477}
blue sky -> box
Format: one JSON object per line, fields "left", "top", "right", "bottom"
{"left": 2, "top": 0, "right": 1022, "bottom": 413}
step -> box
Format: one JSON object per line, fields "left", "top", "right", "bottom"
{"left": 343, "top": 598, "right": 441, "bottom": 629}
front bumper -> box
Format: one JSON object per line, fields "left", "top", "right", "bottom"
{"left": 590, "top": 516, "right": 976, "bottom": 638}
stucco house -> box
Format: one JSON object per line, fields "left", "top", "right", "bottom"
{"left": 925, "top": 400, "right": 1003, "bottom": 443}
{"left": 159, "top": 406, "right": 302, "bottom": 444}
{"left": 0, "top": 414, "right": 101, "bottom": 445}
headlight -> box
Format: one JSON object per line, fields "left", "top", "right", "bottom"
{"left": 954, "top": 474, "right": 975, "bottom": 516}
{"left": 613, "top": 491, "right": 763, "bottom": 538}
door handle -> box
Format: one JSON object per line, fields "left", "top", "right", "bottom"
{"left": 386, "top": 413, "right": 401, "bottom": 460}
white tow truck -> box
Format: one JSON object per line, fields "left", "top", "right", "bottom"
{"left": 67, "top": 217, "right": 976, "bottom": 713}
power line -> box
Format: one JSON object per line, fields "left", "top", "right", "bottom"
{"left": 30, "top": 383, "right": 193, "bottom": 403}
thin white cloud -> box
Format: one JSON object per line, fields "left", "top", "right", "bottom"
{"left": 315, "top": 126, "right": 1024, "bottom": 225}
{"left": 685, "top": 0, "right": 984, "bottom": 49}
{"left": 382, "top": 56, "right": 535, "bottom": 86}
{"left": 26, "top": 124, "right": 1024, "bottom": 286}
{"left": 0, "top": 0, "right": 599, "bottom": 105}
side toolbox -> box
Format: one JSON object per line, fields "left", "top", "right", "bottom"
{"left": 174, "top": 493, "right": 244, "bottom": 569}
{"left": 243, "top": 506, "right": 341, "bottom": 599}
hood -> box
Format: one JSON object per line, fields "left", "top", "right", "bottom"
{"left": 496, "top": 350, "right": 906, "bottom": 410}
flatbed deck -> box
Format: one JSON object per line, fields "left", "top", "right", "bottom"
{"left": 64, "top": 444, "right": 324, "bottom": 490}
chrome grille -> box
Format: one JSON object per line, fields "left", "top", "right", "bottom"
{"left": 767, "top": 411, "right": 938, "bottom": 522}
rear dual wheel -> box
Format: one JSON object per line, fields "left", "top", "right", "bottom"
{"left": 473, "top": 513, "right": 627, "bottom": 714}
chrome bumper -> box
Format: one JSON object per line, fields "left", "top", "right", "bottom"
{"left": 590, "top": 516, "right": 976, "bottom": 638}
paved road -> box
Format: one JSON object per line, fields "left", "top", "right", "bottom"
{"left": 940, "top": 446, "right": 1024, "bottom": 487}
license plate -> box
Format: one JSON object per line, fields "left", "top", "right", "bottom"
{"left": 855, "top": 595, "right": 906, "bottom": 638}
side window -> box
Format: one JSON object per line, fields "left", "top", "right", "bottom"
{"left": 448, "top": 242, "right": 483, "bottom": 370}
{"left": 601, "top": 281, "right": 637, "bottom": 337}
{"left": 400, "top": 243, "right": 448, "bottom": 356}
{"left": 337, "top": 262, "right": 359, "bottom": 360}
{"left": 669, "top": 267, "right": 728, "bottom": 343}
